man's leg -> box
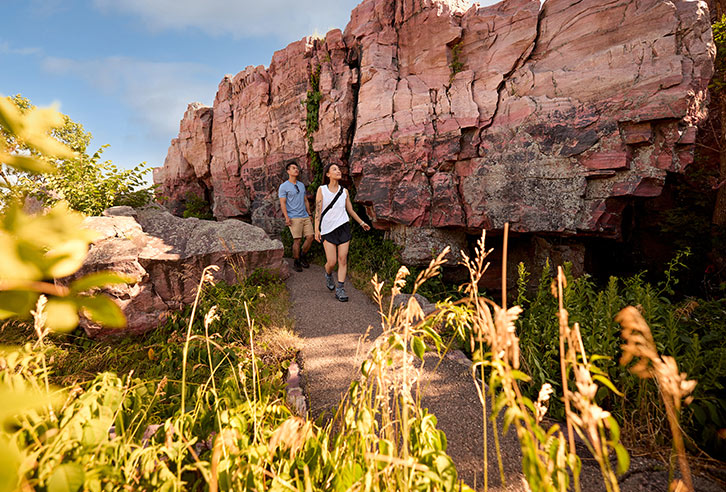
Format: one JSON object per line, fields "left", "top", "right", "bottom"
{"left": 291, "top": 238, "right": 302, "bottom": 271}
{"left": 299, "top": 218, "right": 314, "bottom": 268}
{"left": 292, "top": 238, "right": 301, "bottom": 259}
{"left": 300, "top": 235, "right": 314, "bottom": 268}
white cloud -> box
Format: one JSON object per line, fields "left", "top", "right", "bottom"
{"left": 0, "top": 41, "right": 42, "bottom": 56}
{"left": 91, "top": 0, "right": 362, "bottom": 41}
{"left": 42, "top": 56, "right": 219, "bottom": 137}
{"left": 28, "top": 0, "right": 69, "bottom": 16}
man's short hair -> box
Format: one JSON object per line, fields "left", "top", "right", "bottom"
{"left": 285, "top": 161, "right": 299, "bottom": 170}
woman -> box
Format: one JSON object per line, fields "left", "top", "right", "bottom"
{"left": 314, "top": 163, "right": 370, "bottom": 302}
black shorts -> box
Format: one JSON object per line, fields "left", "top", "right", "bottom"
{"left": 321, "top": 222, "right": 352, "bottom": 245}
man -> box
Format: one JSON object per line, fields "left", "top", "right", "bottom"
{"left": 278, "top": 161, "right": 314, "bottom": 272}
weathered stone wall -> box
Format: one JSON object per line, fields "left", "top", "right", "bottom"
{"left": 154, "top": 0, "right": 715, "bottom": 264}
{"left": 73, "top": 206, "right": 286, "bottom": 336}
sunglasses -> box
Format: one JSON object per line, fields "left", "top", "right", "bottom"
{"left": 294, "top": 183, "right": 300, "bottom": 194}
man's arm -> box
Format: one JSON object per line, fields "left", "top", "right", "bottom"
{"left": 279, "top": 196, "right": 291, "bottom": 226}
{"left": 304, "top": 190, "right": 312, "bottom": 217}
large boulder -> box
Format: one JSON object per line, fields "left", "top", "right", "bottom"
{"left": 75, "top": 206, "right": 286, "bottom": 336}
{"left": 154, "top": 0, "right": 715, "bottom": 264}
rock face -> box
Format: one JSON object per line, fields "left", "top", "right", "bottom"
{"left": 75, "top": 206, "right": 286, "bottom": 336}
{"left": 154, "top": 0, "right": 714, "bottom": 263}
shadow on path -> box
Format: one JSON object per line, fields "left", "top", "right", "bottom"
{"left": 286, "top": 262, "right": 524, "bottom": 491}
{"left": 284, "top": 261, "right": 724, "bottom": 492}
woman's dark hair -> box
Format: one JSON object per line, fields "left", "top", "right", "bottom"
{"left": 323, "top": 163, "right": 339, "bottom": 184}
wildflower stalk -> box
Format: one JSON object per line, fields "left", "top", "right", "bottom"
{"left": 181, "top": 264, "right": 219, "bottom": 416}
{"left": 617, "top": 306, "right": 696, "bottom": 492}
{"left": 556, "top": 266, "right": 576, "bottom": 455}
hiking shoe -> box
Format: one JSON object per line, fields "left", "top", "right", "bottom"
{"left": 335, "top": 285, "right": 349, "bottom": 302}
{"left": 300, "top": 255, "right": 310, "bottom": 268}
{"left": 325, "top": 272, "right": 335, "bottom": 291}
{"left": 293, "top": 259, "right": 303, "bottom": 272}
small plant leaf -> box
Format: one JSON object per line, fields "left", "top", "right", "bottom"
{"left": 0, "top": 290, "right": 39, "bottom": 319}
{"left": 593, "top": 374, "right": 624, "bottom": 397}
{"left": 45, "top": 298, "right": 79, "bottom": 332}
{"left": 614, "top": 443, "right": 630, "bottom": 475}
{"left": 78, "top": 295, "right": 125, "bottom": 328}
{"left": 47, "top": 463, "right": 84, "bottom": 492}
{"left": 0, "top": 152, "right": 56, "bottom": 174}
{"left": 70, "top": 271, "right": 136, "bottom": 293}
{"left": 412, "top": 336, "right": 426, "bottom": 360}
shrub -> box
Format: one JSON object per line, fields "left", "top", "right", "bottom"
{"left": 2, "top": 95, "right": 151, "bottom": 216}
{"left": 182, "top": 191, "right": 213, "bottom": 219}
{"left": 515, "top": 254, "right": 726, "bottom": 458}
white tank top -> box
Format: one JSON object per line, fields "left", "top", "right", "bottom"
{"left": 320, "top": 185, "right": 349, "bottom": 235}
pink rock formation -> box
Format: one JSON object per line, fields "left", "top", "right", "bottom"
{"left": 155, "top": 0, "right": 714, "bottom": 262}
{"left": 72, "top": 206, "right": 286, "bottom": 336}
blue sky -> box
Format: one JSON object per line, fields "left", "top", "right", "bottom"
{"left": 1, "top": 0, "right": 367, "bottom": 175}
{"left": 2, "top": 0, "right": 484, "bottom": 178}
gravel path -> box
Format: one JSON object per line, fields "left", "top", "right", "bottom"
{"left": 287, "top": 263, "right": 524, "bottom": 490}
{"left": 285, "top": 261, "right": 724, "bottom": 492}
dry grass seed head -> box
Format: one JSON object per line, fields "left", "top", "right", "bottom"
{"left": 413, "top": 246, "right": 450, "bottom": 292}
{"left": 404, "top": 296, "right": 426, "bottom": 327}
{"left": 268, "top": 416, "right": 311, "bottom": 458}
{"left": 204, "top": 306, "right": 219, "bottom": 330}
{"left": 674, "top": 299, "right": 699, "bottom": 321}
{"left": 535, "top": 383, "right": 554, "bottom": 423}
{"left": 391, "top": 266, "right": 410, "bottom": 298}
{"left": 202, "top": 264, "right": 220, "bottom": 286}
{"left": 617, "top": 307, "right": 697, "bottom": 406}
{"left": 492, "top": 305, "right": 523, "bottom": 369}
{"left": 616, "top": 306, "right": 659, "bottom": 378}
{"left": 371, "top": 274, "right": 385, "bottom": 309}
{"left": 657, "top": 356, "right": 697, "bottom": 408}
{"left": 32, "top": 295, "right": 48, "bottom": 343}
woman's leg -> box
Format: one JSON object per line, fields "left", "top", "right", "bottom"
{"left": 323, "top": 240, "right": 338, "bottom": 274}
{"left": 336, "top": 241, "right": 350, "bottom": 283}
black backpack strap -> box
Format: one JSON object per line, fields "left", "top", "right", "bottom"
{"left": 319, "top": 187, "right": 345, "bottom": 224}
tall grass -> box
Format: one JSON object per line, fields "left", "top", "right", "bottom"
{"left": 1, "top": 231, "right": 709, "bottom": 491}
{"left": 515, "top": 253, "right": 726, "bottom": 460}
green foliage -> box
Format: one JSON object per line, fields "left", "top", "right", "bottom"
{"left": 346, "top": 229, "right": 462, "bottom": 303}
{"left": 1, "top": 94, "right": 152, "bottom": 216}
{"left": 0, "top": 96, "right": 134, "bottom": 332}
{"left": 348, "top": 228, "right": 403, "bottom": 286}
{"left": 181, "top": 191, "right": 213, "bottom": 220}
{"left": 711, "top": 15, "right": 726, "bottom": 93}
{"left": 1, "top": 266, "right": 471, "bottom": 492}
{"left": 303, "top": 64, "right": 324, "bottom": 191}
{"left": 515, "top": 255, "right": 726, "bottom": 458}
{"left": 448, "top": 41, "right": 464, "bottom": 83}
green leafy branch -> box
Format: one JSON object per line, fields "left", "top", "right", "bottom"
{"left": 0, "top": 95, "right": 134, "bottom": 333}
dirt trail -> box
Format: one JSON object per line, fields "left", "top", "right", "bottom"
{"left": 285, "top": 261, "right": 724, "bottom": 492}
{"left": 286, "top": 263, "right": 522, "bottom": 490}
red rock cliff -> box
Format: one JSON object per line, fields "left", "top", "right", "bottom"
{"left": 154, "top": 0, "right": 715, "bottom": 263}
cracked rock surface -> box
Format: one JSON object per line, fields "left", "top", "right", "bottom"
{"left": 73, "top": 205, "right": 286, "bottom": 336}
{"left": 155, "top": 0, "right": 715, "bottom": 259}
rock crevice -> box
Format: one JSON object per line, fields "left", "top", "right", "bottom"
{"left": 154, "top": 0, "right": 715, "bottom": 261}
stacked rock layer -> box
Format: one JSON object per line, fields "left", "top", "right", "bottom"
{"left": 154, "top": 0, "right": 714, "bottom": 263}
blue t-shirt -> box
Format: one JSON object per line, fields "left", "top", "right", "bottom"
{"left": 278, "top": 180, "right": 309, "bottom": 219}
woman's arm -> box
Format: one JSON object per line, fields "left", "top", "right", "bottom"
{"left": 314, "top": 187, "right": 324, "bottom": 242}
{"left": 345, "top": 193, "right": 371, "bottom": 231}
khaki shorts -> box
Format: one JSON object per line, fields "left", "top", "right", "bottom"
{"left": 289, "top": 217, "right": 314, "bottom": 239}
